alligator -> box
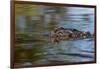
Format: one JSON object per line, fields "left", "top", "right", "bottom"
{"left": 50, "top": 27, "right": 93, "bottom": 44}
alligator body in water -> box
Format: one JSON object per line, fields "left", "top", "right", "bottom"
{"left": 50, "top": 27, "right": 93, "bottom": 44}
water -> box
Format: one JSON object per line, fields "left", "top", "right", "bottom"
{"left": 15, "top": 38, "right": 94, "bottom": 66}
{"left": 15, "top": 5, "right": 95, "bottom": 66}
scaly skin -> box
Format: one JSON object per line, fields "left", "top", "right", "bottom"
{"left": 51, "top": 27, "right": 92, "bottom": 44}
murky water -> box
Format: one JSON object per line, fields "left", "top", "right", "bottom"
{"left": 15, "top": 5, "right": 95, "bottom": 66}
{"left": 15, "top": 38, "right": 94, "bottom": 66}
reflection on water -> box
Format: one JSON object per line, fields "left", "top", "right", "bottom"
{"left": 15, "top": 38, "right": 94, "bottom": 66}
{"left": 15, "top": 4, "right": 95, "bottom": 67}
